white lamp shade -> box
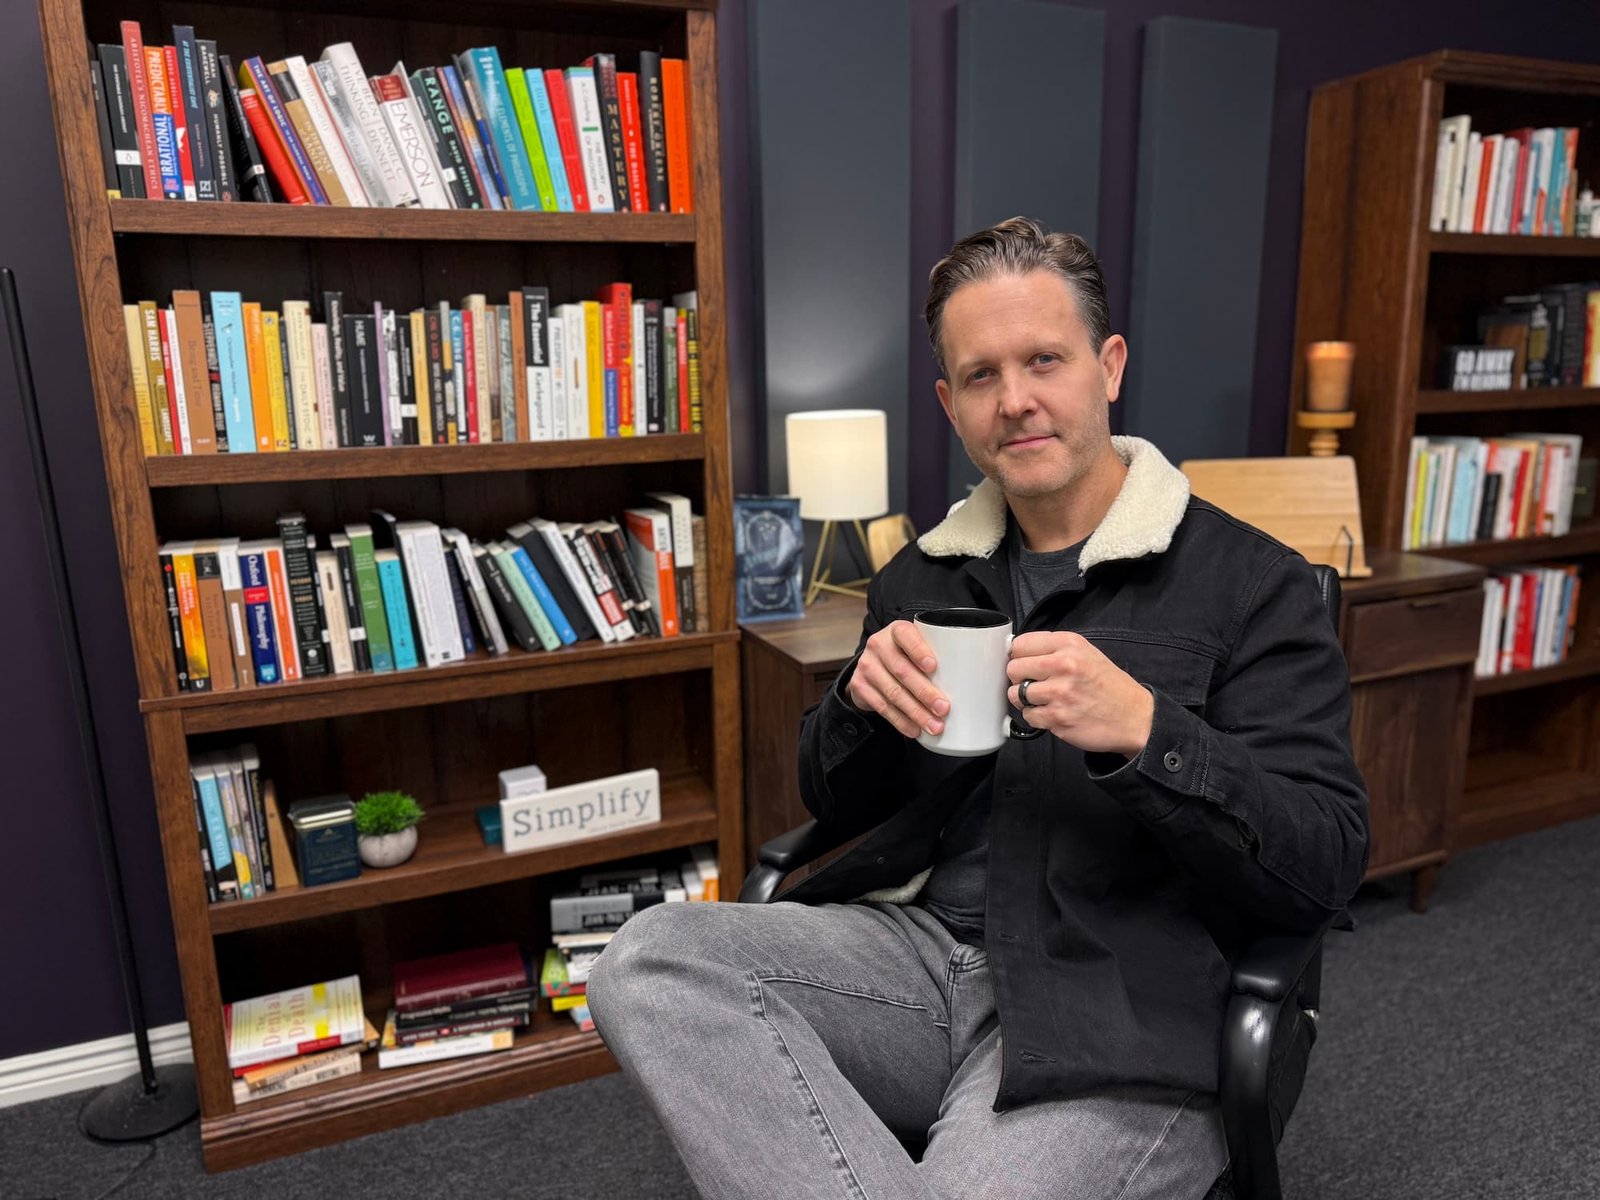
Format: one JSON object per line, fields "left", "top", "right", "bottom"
{"left": 785, "top": 410, "right": 890, "bottom": 521}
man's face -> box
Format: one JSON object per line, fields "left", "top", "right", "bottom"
{"left": 935, "top": 270, "right": 1126, "bottom": 501}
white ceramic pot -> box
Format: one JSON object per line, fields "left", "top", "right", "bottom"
{"left": 358, "top": 826, "right": 418, "bottom": 868}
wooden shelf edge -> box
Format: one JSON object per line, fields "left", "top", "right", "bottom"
{"left": 1455, "top": 769, "right": 1600, "bottom": 850}
{"left": 1473, "top": 656, "right": 1600, "bottom": 696}
{"left": 209, "top": 792, "right": 719, "bottom": 933}
{"left": 1412, "top": 520, "right": 1600, "bottom": 565}
{"left": 1414, "top": 386, "right": 1600, "bottom": 414}
{"left": 143, "top": 435, "right": 707, "bottom": 486}
{"left": 145, "top": 631, "right": 738, "bottom": 732}
{"left": 202, "top": 1031, "right": 616, "bottom": 1171}
{"left": 1430, "top": 232, "right": 1600, "bottom": 257}
{"left": 109, "top": 199, "right": 697, "bottom": 243}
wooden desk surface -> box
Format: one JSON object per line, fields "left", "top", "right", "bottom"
{"left": 739, "top": 595, "right": 868, "bottom": 670}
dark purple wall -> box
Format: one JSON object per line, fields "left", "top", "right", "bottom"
{"left": 6, "top": 0, "right": 1600, "bottom": 1057}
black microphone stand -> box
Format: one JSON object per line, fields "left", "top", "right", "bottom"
{"left": 3, "top": 267, "right": 197, "bottom": 1139}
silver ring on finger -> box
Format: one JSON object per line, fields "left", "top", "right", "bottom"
{"left": 1019, "top": 678, "right": 1038, "bottom": 708}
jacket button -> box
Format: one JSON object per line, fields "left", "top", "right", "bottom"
{"left": 842, "top": 722, "right": 858, "bottom": 736}
{"left": 1163, "top": 750, "right": 1183, "bottom": 773}
{"left": 875, "top": 855, "right": 887, "bottom": 865}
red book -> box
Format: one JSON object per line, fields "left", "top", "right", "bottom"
{"left": 163, "top": 44, "right": 197, "bottom": 199}
{"left": 1512, "top": 571, "right": 1538, "bottom": 672}
{"left": 617, "top": 72, "right": 649, "bottom": 214}
{"left": 676, "top": 309, "right": 690, "bottom": 432}
{"left": 596, "top": 282, "right": 633, "bottom": 435}
{"left": 1472, "top": 138, "right": 1497, "bottom": 234}
{"left": 544, "top": 69, "right": 588, "bottom": 212}
{"left": 393, "top": 943, "right": 529, "bottom": 1013}
{"left": 461, "top": 308, "right": 479, "bottom": 443}
{"left": 660, "top": 58, "right": 693, "bottom": 213}
{"left": 119, "top": 22, "right": 164, "bottom": 199}
{"left": 239, "top": 88, "right": 309, "bottom": 204}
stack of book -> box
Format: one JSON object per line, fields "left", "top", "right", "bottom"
{"left": 225, "top": 974, "right": 377, "bottom": 1104}
{"left": 1477, "top": 564, "right": 1584, "bottom": 678}
{"left": 156, "top": 496, "right": 707, "bottom": 693}
{"left": 380, "top": 943, "right": 533, "bottom": 1068}
{"left": 1438, "top": 284, "right": 1600, "bottom": 392}
{"left": 94, "top": 25, "right": 694, "bottom": 213}
{"left": 1431, "top": 114, "right": 1588, "bottom": 236}
{"left": 124, "top": 283, "right": 701, "bottom": 456}
{"left": 188, "top": 742, "right": 298, "bottom": 904}
{"left": 1401, "top": 433, "right": 1585, "bottom": 549}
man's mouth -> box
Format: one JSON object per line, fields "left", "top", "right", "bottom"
{"left": 1002, "top": 433, "right": 1054, "bottom": 450}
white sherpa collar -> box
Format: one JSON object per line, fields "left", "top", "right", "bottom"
{"left": 915, "top": 436, "right": 1191, "bottom": 572}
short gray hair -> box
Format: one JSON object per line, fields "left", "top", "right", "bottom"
{"left": 924, "top": 216, "right": 1110, "bottom": 377}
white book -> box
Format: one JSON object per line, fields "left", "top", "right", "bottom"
{"left": 443, "top": 527, "right": 508, "bottom": 656}
{"left": 216, "top": 537, "right": 247, "bottom": 667}
{"left": 529, "top": 352, "right": 554, "bottom": 441}
{"left": 1538, "top": 568, "right": 1562, "bottom": 668}
{"left": 162, "top": 308, "right": 193, "bottom": 453}
{"left": 548, "top": 314, "right": 568, "bottom": 441}
{"left": 1456, "top": 132, "right": 1483, "bottom": 235}
{"left": 320, "top": 43, "right": 419, "bottom": 208}
{"left": 285, "top": 55, "right": 369, "bottom": 205}
{"left": 1492, "top": 136, "right": 1520, "bottom": 234}
{"left": 311, "top": 323, "right": 339, "bottom": 450}
{"left": 315, "top": 551, "right": 355, "bottom": 674}
{"left": 310, "top": 59, "right": 392, "bottom": 208}
{"left": 1430, "top": 443, "right": 1457, "bottom": 547}
{"left": 395, "top": 521, "right": 464, "bottom": 667}
{"left": 375, "top": 69, "right": 452, "bottom": 209}
{"left": 394, "top": 62, "right": 455, "bottom": 207}
{"left": 530, "top": 518, "right": 615, "bottom": 642}
{"left": 1476, "top": 577, "right": 1499, "bottom": 677}
{"left": 282, "top": 301, "right": 320, "bottom": 450}
{"left": 1440, "top": 115, "right": 1472, "bottom": 233}
{"left": 631, "top": 302, "right": 647, "bottom": 432}
{"left": 558, "top": 304, "right": 588, "bottom": 438}
{"left": 379, "top": 306, "right": 401, "bottom": 445}
{"left": 562, "top": 521, "right": 635, "bottom": 641}
{"left": 378, "top": 1027, "right": 514, "bottom": 1069}
{"left": 644, "top": 491, "right": 696, "bottom": 575}
{"left": 565, "top": 68, "right": 615, "bottom": 212}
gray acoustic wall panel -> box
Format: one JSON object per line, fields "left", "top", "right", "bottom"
{"left": 947, "top": 0, "right": 1107, "bottom": 501}
{"left": 750, "top": 0, "right": 912, "bottom": 509}
{"left": 1124, "top": 17, "right": 1277, "bottom": 464}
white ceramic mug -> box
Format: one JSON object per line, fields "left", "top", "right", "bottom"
{"left": 914, "top": 607, "right": 1038, "bottom": 757}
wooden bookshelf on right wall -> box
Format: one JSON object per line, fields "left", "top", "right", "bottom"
{"left": 1292, "top": 50, "right": 1600, "bottom": 852}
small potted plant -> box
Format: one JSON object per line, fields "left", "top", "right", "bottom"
{"left": 354, "top": 790, "right": 424, "bottom": 868}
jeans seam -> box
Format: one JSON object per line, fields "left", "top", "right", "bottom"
{"left": 1109, "top": 1089, "right": 1199, "bottom": 1200}
{"left": 748, "top": 973, "right": 872, "bottom": 1200}
{"left": 757, "top": 973, "right": 934, "bottom": 1013}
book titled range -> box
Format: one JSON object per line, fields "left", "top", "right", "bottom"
{"left": 124, "top": 285, "right": 701, "bottom": 457}
{"left": 1401, "top": 433, "right": 1586, "bottom": 550}
{"left": 1431, "top": 115, "right": 1590, "bottom": 237}
{"left": 157, "top": 498, "right": 708, "bottom": 693}
{"left": 95, "top": 24, "right": 693, "bottom": 213}
{"left": 1475, "top": 563, "right": 1583, "bottom": 680}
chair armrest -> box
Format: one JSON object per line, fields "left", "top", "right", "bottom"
{"left": 1230, "top": 923, "right": 1331, "bottom": 1005}
{"left": 737, "top": 820, "right": 858, "bottom": 904}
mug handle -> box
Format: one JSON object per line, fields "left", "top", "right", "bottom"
{"left": 1003, "top": 632, "right": 1045, "bottom": 741}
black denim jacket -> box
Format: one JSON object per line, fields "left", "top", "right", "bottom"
{"left": 784, "top": 438, "right": 1370, "bottom": 1111}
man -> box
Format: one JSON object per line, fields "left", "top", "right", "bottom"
{"left": 587, "top": 217, "right": 1369, "bottom": 1198}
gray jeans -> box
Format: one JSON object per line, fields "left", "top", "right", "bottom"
{"left": 587, "top": 899, "right": 1227, "bottom": 1199}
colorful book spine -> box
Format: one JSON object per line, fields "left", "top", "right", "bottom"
{"left": 376, "top": 552, "right": 420, "bottom": 669}
{"left": 241, "top": 56, "right": 328, "bottom": 204}
{"left": 504, "top": 67, "right": 556, "bottom": 212}
{"left": 503, "top": 544, "right": 569, "bottom": 648}
{"left": 529, "top": 69, "right": 575, "bottom": 212}
{"left": 238, "top": 544, "right": 281, "bottom": 684}
{"left": 464, "top": 47, "right": 540, "bottom": 211}
{"left": 344, "top": 524, "right": 395, "bottom": 672}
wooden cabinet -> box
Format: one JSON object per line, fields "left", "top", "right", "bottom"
{"left": 742, "top": 552, "right": 1485, "bottom": 913}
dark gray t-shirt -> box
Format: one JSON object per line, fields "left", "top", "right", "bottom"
{"left": 916, "top": 524, "right": 1085, "bottom": 944}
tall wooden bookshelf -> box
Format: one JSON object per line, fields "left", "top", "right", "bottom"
{"left": 1291, "top": 50, "right": 1600, "bottom": 852}
{"left": 38, "top": 0, "right": 741, "bottom": 1170}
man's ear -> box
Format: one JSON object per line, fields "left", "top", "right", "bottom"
{"left": 936, "top": 376, "right": 957, "bottom": 427}
{"left": 1100, "top": 334, "right": 1128, "bottom": 404}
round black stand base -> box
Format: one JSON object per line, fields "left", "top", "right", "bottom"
{"left": 80, "top": 1063, "right": 199, "bottom": 1142}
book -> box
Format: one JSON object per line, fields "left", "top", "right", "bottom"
{"left": 393, "top": 943, "right": 529, "bottom": 1013}
{"left": 223, "top": 974, "right": 366, "bottom": 1072}
{"left": 343, "top": 524, "right": 394, "bottom": 672}
{"left": 376, "top": 1013, "right": 515, "bottom": 1068}
{"left": 375, "top": 550, "right": 420, "bottom": 670}
{"left": 623, "top": 508, "right": 680, "bottom": 637}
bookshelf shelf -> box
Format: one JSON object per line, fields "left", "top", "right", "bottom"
{"left": 108, "top": 198, "right": 699, "bottom": 244}
{"left": 209, "top": 773, "right": 718, "bottom": 933}
{"left": 42, "top": 0, "right": 741, "bottom": 1168}
{"left": 153, "top": 631, "right": 735, "bottom": 733}
{"left": 1472, "top": 654, "right": 1600, "bottom": 697}
{"left": 144, "top": 435, "right": 707, "bottom": 486}
{"left": 1412, "top": 518, "right": 1600, "bottom": 566}
{"left": 1430, "top": 232, "right": 1600, "bottom": 257}
{"left": 1414, "top": 386, "right": 1600, "bottom": 414}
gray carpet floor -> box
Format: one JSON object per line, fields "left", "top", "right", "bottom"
{"left": 7, "top": 815, "right": 1599, "bottom": 1199}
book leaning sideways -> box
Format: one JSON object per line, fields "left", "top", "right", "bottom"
{"left": 223, "top": 973, "right": 368, "bottom": 1072}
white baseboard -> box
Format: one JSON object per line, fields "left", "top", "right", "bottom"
{"left": 0, "top": 1022, "right": 192, "bottom": 1109}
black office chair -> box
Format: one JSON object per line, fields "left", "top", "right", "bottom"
{"left": 738, "top": 563, "right": 1344, "bottom": 1200}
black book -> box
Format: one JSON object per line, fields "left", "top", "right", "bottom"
{"left": 411, "top": 67, "right": 477, "bottom": 209}
{"left": 636, "top": 51, "right": 669, "bottom": 212}
{"left": 159, "top": 550, "right": 189, "bottom": 690}
{"left": 344, "top": 313, "right": 385, "bottom": 447}
{"left": 173, "top": 28, "right": 216, "bottom": 201}
{"left": 191, "top": 777, "right": 220, "bottom": 903}
{"left": 597, "top": 520, "right": 658, "bottom": 637}
{"left": 424, "top": 308, "right": 447, "bottom": 445}
{"left": 641, "top": 298, "right": 663, "bottom": 434}
{"left": 276, "top": 514, "right": 328, "bottom": 677}
{"left": 393, "top": 989, "right": 538, "bottom": 1026}
{"left": 397, "top": 316, "right": 418, "bottom": 445}
{"left": 448, "top": 536, "right": 501, "bottom": 653}
{"left": 1476, "top": 471, "right": 1503, "bottom": 543}
{"left": 199, "top": 295, "right": 228, "bottom": 451}
{"left": 507, "top": 522, "right": 597, "bottom": 642}
{"left": 442, "top": 548, "right": 477, "bottom": 655}
{"left": 95, "top": 45, "right": 144, "bottom": 198}
{"left": 565, "top": 526, "right": 629, "bottom": 638}
{"left": 322, "top": 292, "right": 352, "bottom": 446}
{"left": 195, "top": 39, "right": 237, "bottom": 201}
{"left": 330, "top": 534, "right": 372, "bottom": 672}
{"left": 89, "top": 60, "right": 120, "bottom": 198}
{"left": 585, "top": 53, "right": 630, "bottom": 211}
{"left": 305, "top": 534, "right": 332, "bottom": 682}
{"left": 241, "top": 749, "right": 275, "bottom": 892}
{"left": 217, "top": 54, "right": 272, "bottom": 203}
{"left": 476, "top": 545, "right": 541, "bottom": 652}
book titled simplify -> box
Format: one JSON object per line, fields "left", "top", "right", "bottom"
{"left": 223, "top": 974, "right": 367, "bottom": 1072}
{"left": 500, "top": 767, "right": 659, "bottom": 854}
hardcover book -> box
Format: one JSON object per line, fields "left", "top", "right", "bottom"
{"left": 393, "top": 942, "right": 529, "bottom": 1013}
{"left": 223, "top": 974, "right": 367, "bottom": 1072}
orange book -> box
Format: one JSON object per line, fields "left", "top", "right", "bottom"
{"left": 660, "top": 58, "right": 693, "bottom": 214}
{"left": 167, "top": 542, "right": 212, "bottom": 691}
{"left": 509, "top": 290, "right": 530, "bottom": 443}
{"left": 261, "top": 541, "right": 301, "bottom": 682}
{"left": 242, "top": 302, "right": 275, "bottom": 452}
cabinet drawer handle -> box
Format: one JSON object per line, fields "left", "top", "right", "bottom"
{"left": 1407, "top": 598, "right": 1450, "bottom": 609}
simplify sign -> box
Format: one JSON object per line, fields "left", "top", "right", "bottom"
{"left": 499, "top": 768, "right": 661, "bottom": 853}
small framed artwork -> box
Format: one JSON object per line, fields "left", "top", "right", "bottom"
{"left": 734, "top": 495, "right": 805, "bottom": 622}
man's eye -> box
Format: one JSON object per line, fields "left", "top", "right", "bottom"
{"left": 968, "top": 369, "right": 992, "bottom": 384}
{"left": 1033, "top": 353, "right": 1057, "bottom": 366}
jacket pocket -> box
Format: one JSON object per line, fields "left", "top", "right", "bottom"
{"left": 1083, "top": 635, "right": 1217, "bottom": 708}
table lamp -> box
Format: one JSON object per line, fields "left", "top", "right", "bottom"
{"left": 786, "top": 409, "right": 889, "bottom": 605}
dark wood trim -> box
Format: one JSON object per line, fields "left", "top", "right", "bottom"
{"left": 1414, "top": 386, "right": 1600, "bottom": 414}
{"left": 144, "top": 435, "right": 706, "bottom": 486}
{"left": 1455, "top": 769, "right": 1600, "bottom": 850}
{"left": 1471, "top": 655, "right": 1600, "bottom": 697}
{"left": 1430, "top": 232, "right": 1600, "bottom": 257}
{"left": 1413, "top": 519, "right": 1600, "bottom": 565}
{"left": 109, "top": 200, "right": 697, "bottom": 244}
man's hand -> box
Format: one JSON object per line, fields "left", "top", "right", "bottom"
{"left": 1006, "top": 631, "right": 1154, "bottom": 758}
{"left": 846, "top": 620, "right": 951, "bottom": 740}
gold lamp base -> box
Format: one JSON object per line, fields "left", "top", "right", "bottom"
{"left": 805, "top": 519, "right": 873, "bottom": 606}
{"left": 1296, "top": 408, "right": 1357, "bottom": 457}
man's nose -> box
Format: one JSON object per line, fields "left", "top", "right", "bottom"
{"left": 996, "top": 372, "right": 1034, "bottom": 417}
